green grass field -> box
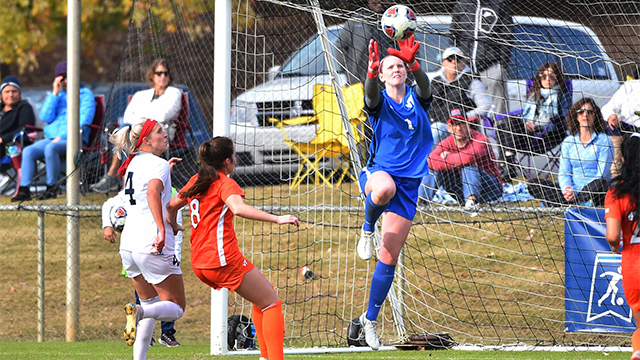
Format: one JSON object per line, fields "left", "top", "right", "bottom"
{"left": 0, "top": 184, "right": 633, "bottom": 357}
{"left": 0, "top": 342, "right": 632, "bottom": 360}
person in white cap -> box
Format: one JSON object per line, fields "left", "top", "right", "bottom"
{"left": 417, "top": 47, "right": 491, "bottom": 205}
{"left": 427, "top": 46, "right": 492, "bottom": 147}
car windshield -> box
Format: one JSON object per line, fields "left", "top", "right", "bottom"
{"left": 415, "top": 20, "right": 613, "bottom": 81}
{"left": 280, "top": 28, "right": 341, "bottom": 77}
{"left": 413, "top": 24, "right": 450, "bottom": 73}
{"left": 508, "top": 24, "right": 612, "bottom": 80}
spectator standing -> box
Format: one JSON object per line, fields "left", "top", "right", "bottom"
{"left": 12, "top": 61, "right": 96, "bottom": 201}
{"left": 91, "top": 59, "right": 182, "bottom": 193}
{"left": 604, "top": 134, "right": 640, "bottom": 360}
{"left": 450, "top": 0, "right": 513, "bottom": 119}
{"left": 496, "top": 62, "right": 572, "bottom": 181}
{"left": 528, "top": 98, "right": 613, "bottom": 207}
{"left": 600, "top": 79, "right": 640, "bottom": 178}
{"left": 336, "top": 0, "right": 395, "bottom": 86}
{"left": 423, "top": 108, "right": 502, "bottom": 211}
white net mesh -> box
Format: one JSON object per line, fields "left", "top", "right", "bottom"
{"left": 80, "top": 0, "right": 640, "bottom": 349}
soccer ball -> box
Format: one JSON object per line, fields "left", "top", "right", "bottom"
{"left": 110, "top": 205, "right": 127, "bottom": 233}
{"left": 381, "top": 5, "right": 417, "bottom": 41}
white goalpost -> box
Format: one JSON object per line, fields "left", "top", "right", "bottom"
{"left": 107, "top": 0, "right": 640, "bottom": 355}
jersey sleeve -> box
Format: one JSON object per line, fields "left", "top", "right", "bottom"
{"left": 604, "top": 190, "right": 622, "bottom": 222}
{"left": 149, "top": 158, "right": 171, "bottom": 188}
{"left": 101, "top": 192, "right": 125, "bottom": 229}
{"left": 220, "top": 176, "right": 245, "bottom": 203}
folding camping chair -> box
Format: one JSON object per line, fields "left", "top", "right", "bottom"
{"left": 270, "top": 83, "right": 366, "bottom": 190}
{"left": 9, "top": 95, "right": 105, "bottom": 196}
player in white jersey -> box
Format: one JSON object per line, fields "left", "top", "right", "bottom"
{"left": 109, "top": 119, "right": 185, "bottom": 360}
{"left": 101, "top": 188, "right": 183, "bottom": 347}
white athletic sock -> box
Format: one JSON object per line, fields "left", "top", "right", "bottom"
{"left": 134, "top": 296, "right": 159, "bottom": 360}
{"left": 133, "top": 318, "right": 154, "bottom": 360}
{"left": 140, "top": 299, "right": 184, "bottom": 322}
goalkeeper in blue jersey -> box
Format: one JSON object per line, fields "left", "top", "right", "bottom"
{"left": 357, "top": 35, "right": 433, "bottom": 350}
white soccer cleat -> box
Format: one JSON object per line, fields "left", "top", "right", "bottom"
{"left": 631, "top": 350, "right": 640, "bottom": 360}
{"left": 358, "top": 227, "right": 376, "bottom": 260}
{"left": 123, "top": 303, "right": 140, "bottom": 346}
{"left": 359, "top": 313, "right": 380, "bottom": 350}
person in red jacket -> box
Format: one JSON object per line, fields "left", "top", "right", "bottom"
{"left": 424, "top": 108, "right": 502, "bottom": 211}
{"left": 604, "top": 133, "right": 640, "bottom": 360}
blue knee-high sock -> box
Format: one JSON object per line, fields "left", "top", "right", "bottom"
{"left": 364, "top": 193, "right": 389, "bottom": 233}
{"left": 366, "top": 261, "right": 396, "bottom": 321}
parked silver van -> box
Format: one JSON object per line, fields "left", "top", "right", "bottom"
{"left": 230, "top": 15, "right": 620, "bottom": 181}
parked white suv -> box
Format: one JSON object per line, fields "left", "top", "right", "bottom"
{"left": 230, "top": 15, "right": 620, "bottom": 181}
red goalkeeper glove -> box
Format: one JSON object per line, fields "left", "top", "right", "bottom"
{"left": 367, "top": 39, "right": 380, "bottom": 79}
{"left": 387, "top": 35, "right": 420, "bottom": 72}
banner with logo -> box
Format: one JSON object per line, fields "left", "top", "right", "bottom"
{"left": 564, "top": 207, "right": 635, "bottom": 332}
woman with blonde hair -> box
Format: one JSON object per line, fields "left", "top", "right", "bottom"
{"left": 110, "top": 119, "right": 185, "bottom": 360}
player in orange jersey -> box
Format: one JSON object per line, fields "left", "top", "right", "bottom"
{"left": 605, "top": 133, "right": 640, "bottom": 360}
{"left": 166, "top": 136, "right": 299, "bottom": 360}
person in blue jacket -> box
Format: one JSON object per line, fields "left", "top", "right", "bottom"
{"left": 12, "top": 61, "right": 96, "bottom": 201}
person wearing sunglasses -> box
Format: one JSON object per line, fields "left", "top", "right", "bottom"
{"left": 600, "top": 77, "right": 640, "bottom": 178}
{"left": 495, "top": 62, "right": 572, "bottom": 182}
{"left": 12, "top": 61, "right": 96, "bottom": 201}
{"left": 528, "top": 98, "right": 613, "bottom": 207}
{"left": 417, "top": 46, "right": 491, "bottom": 205}
{"left": 91, "top": 59, "right": 183, "bottom": 195}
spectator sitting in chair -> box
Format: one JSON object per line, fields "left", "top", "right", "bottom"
{"left": 528, "top": 98, "right": 613, "bottom": 207}
{"left": 427, "top": 46, "right": 492, "bottom": 148}
{"left": 495, "top": 62, "right": 572, "bottom": 181}
{"left": 91, "top": 58, "right": 183, "bottom": 194}
{"left": 422, "top": 108, "right": 502, "bottom": 211}
{"left": 12, "top": 62, "right": 96, "bottom": 202}
{"left": 0, "top": 76, "right": 36, "bottom": 183}
{"left": 600, "top": 77, "right": 640, "bottom": 178}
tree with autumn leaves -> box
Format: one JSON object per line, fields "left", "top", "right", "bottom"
{"left": 0, "top": 0, "right": 256, "bottom": 77}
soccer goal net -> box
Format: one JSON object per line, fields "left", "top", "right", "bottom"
{"left": 99, "top": 0, "right": 640, "bottom": 352}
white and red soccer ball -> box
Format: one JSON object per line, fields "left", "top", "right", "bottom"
{"left": 381, "top": 5, "right": 417, "bottom": 41}
{"left": 110, "top": 205, "right": 127, "bottom": 233}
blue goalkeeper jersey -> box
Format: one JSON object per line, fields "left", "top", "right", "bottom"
{"left": 365, "top": 84, "right": 433, "bottom": 178}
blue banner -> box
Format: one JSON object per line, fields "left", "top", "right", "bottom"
{"left": 565, "top": 207, "right": 635, "bottom": 332}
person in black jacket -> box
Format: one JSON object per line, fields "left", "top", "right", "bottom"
{"left": 0, "top": 76, "right": 36, "bottom": 172}
{"left": 336, "top": 0, "right": 395, "bottom": 86}
{"left": 449, "top": 0, "right": 513, "bottom": 120}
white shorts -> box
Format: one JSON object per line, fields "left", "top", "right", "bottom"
{"left": 120, "top": 250, "right": 182, "bottom": 285}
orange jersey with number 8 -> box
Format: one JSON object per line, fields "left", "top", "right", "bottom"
{"left": 605, "top": 190, "right": 640, "bottom": 310}
{"left": 180, "top": 171, "right": 245, "bottom": 269}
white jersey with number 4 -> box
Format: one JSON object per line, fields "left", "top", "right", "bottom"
{"left": 119, "top": 153, "right": 175, "bottom": 255}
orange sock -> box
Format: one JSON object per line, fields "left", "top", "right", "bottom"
{"left": 252, "top": 305, "right": 269, "bottom": 359}
{"left": 632, "top": 329, "right": 640, "bottom": 352}
{"left": 261, "top": 300, "right": 285, "bottom": 360}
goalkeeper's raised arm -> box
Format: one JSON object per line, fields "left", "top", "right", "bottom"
{"left": 356, "top": 34, "right": 434, "bottom": 351}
